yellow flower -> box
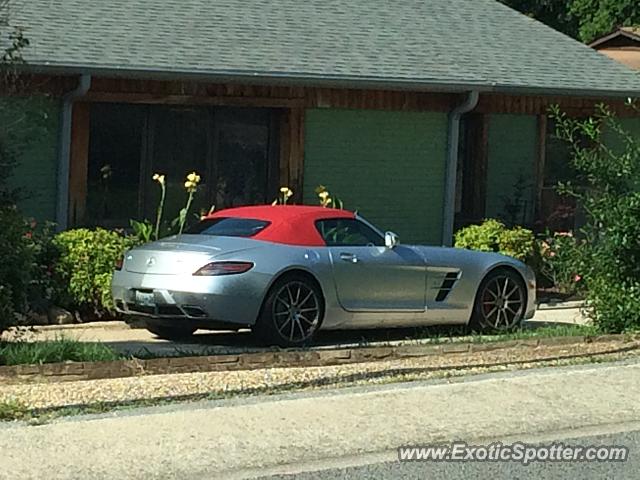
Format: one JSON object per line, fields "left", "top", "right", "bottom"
{"left": 187, "top": 172, "right": 201, "bottom": 184}
{"left": 184, "top": 180, "right": 196, "bottom": 190}
{"left": 279, "top": 187, "right": 293, "bottom": 198}
{"left": 318, "top": 191, "right": 329, "bottom": 200}
{"left": 152, "top": 173, "right": 165, "bottom": 185}
{"left": 320, "top": 196, "right": 333, "bottom": 207}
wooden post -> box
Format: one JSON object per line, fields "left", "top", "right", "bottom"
{"left": 535, "top": 114, "right": 548, "bottom": 225}
{"left": 67, "top": 102, "right": 91, "bottom": 226}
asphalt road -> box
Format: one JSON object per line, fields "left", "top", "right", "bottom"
{"left": 1, "top": 360, "right": 639, "bottom": 479}
{"left": 262, "top": 429, "right": 639, "bottom": 479}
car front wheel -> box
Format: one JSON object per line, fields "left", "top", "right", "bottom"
{"left": 471, "top": 269, "right": 526, "bottom": 333}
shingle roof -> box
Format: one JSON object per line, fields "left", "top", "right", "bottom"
{"left": 8, "top": 0, "right": 640, "bottom": 96}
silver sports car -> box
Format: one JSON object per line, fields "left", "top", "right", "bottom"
{"left": 112, "top": 205, "right": 536, "bottom": 346}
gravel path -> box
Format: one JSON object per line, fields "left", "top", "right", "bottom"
{"left": 1, "top": 341, "right": 636, "bottom": 411}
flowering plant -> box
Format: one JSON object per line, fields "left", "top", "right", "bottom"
{"left": 177, "top": 172, "right": 201, "bottom": 234}
{"left": 272, "top": 186, "right": 294, "bottom": 205}
{"left": 537, "top": 231, "right": 584, "bottom": 294}
{"left": 315, "top": 185, "right": 344, "bottom": 209}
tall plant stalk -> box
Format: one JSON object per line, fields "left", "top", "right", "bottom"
{"left": 152, "top": 174, "right": 166, "bottom": 241}
{"left": 178, "top": 172, "right": 201, "bottom": 235}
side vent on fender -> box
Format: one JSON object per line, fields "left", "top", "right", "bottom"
{"left": 435, "top": 272, "right": 460, "bottom": 302}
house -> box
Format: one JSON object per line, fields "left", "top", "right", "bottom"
{"left": 2, "top": 0, "right": 640, "bottom": 246}
{"left": 590, "top": 26, "right": 640, "bottom": 70}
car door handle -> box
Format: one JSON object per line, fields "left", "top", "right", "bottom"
{"left": 340, "top": 252, "right": 359, "bottom": 263}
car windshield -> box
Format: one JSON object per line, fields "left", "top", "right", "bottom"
{"left": 186, "top": 217, "right": 270, "bottom": 237}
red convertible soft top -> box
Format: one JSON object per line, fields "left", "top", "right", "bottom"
{"left": 208, "top": 205, "right": 355, "bottom": 247}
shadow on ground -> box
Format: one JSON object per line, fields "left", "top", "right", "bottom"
{"left": 98, "top": 319, "right": 562, "bottom": 357}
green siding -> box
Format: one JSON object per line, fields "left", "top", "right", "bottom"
{"left": 603, "top": 117, "right": 640, "bottom": 155}
{"left": 0, "top": 96, "right": 60, "bottom": 221}
{"left": 486, "top": 114, "right": 537, "bottom": 225}
{"left": 303, "top": 109, "right": 447, "bottom": 245}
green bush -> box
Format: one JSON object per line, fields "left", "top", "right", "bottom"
{"left": 550, "top": 102, "right": 640, "bottom": 332}
{"left": 537, "top": 231, "right": 585, "bottom": 294}
{"left": 454, "top": 219, "right": 536, "bottom": 263}
{"left": 0, "top": 206, "right": 35, "bottom": 332}
{"left": 53, "top": 228, "right": 135, "bottom": 315}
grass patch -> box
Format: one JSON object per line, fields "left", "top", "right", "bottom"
{"left": 0, "top": 336, "right": 123, "bottom": 366}
{"left": 388, "top": 324, "right": 599, "bottom": 346}
{"left": 0, "top": 400, "right": 30, "bottom": 421}
{"left": 468, "top": 324, "right": 600, "bottom": 343}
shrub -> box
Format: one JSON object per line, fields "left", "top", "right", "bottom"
{"left": 454, "top": 219, "right": 536, "bottom": 263}
{"left": 537, "top": 231, "right": 585, "bottom": 294}
{"left": 550, "top": 102, "right": 640, "bottom": 332}
{"left": 0, "top": 206, "right": 35, "bottom": 332}
{"left": 53, "top": 228, "right": 135, "bottom": 315}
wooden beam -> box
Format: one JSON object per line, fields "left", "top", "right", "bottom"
{"left": 84, "top": 92, "right": 304, "bottom": 109}
{"left": 280, "top": 107, "right": 305, "bottom": 201}
{"left": 534, "top": 114, "right": 548, "bottom": 224}
{"left": 67, "top": 102, "right": 91, "bottom": 226}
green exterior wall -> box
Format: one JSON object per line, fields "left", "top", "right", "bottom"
{"left": 0, "top": 96, "right": 60, "bottom": 221}
{"left": 603, "top": 117, "right": 640, "bottom": 154}
{"left": 303, "top": 109, "right": 448, "bottom": 245}
{"left": 486, "top": 114, "right": 537, "bottom": 225}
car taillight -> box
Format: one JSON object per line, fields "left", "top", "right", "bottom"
{"left": 193, "top": 261, "right": 254, "bottom": 276}
{"left": 115, "top": 257, "right": 124, "bottom": 271}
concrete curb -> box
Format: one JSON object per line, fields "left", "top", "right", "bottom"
{"left": 0, "top": 334, "right": 636, "bottom": 384}
{"left": 537, "top": 300, "right": 585, "bottom": 310}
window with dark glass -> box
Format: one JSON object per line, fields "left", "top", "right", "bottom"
{"left": 84, "top": 104, "right": 280, "bottom": 229}
{"left": 187, "top": 217, "right": 270, "bottom": 237}
{"left": 315, "top": 219, "right": 384, "bottom": 247}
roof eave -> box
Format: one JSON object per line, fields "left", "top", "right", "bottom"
{"left": 15, "top": 63, "right": 640, "bottom": 99}
{"left": 590, "top": 29, "right": 640, "bottom": 48}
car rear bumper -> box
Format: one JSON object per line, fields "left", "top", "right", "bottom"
{"left": 111, "top": 270, "right": 270, "bottom": 326}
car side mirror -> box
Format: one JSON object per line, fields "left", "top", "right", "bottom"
{"left": 385, "top": 231, "right": 399, "bottom": 249}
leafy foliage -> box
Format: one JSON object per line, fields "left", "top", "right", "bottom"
{"left": 52, "top": 229, "right": 136, "bottom": 315}
{"left": 569, "top": 0, "right": 640, "bottom": 43}
{"left": 0, "top": 206, "right": 33, "bottom": 331}
{"left": 500, "top": 0, "right": 640, "bottom": 42}
{"left": 454, "top": 219, "right": 536, "bottom": 263}
{"left": 537, "top": 232, "right": 585, "bottom": 294}
{"left": 129, "top": 219, "right": 153, "bottom": 244}
{"left": 500, "top": 0, "right": 580, "bottom": 39}
{"left": 549, "top": 102, "right": 640, "bottom": 332}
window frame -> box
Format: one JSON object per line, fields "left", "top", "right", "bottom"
{"left": 315, "top": 217, "right": 385, "bottom": 247}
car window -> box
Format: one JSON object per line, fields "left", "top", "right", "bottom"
{"left": 315, "top": 218, "right": 384, "bottom": 247}
{"left": 187, "top": 217, "right": 270, "bottom": 237}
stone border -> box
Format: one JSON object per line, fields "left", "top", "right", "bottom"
{"left": 0, "top": 334, "right": 635, "bottom": 384}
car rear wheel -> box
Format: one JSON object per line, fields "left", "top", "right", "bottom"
{"left": 254, "top": 274, "right": 324, "bottom": 347}
{"left": 471, "top": 269, "right": 526, "bottom": 333}
{"left": 145, "top": 324, "right": 197, "bottom": 341}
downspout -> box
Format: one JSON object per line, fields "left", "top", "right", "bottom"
{"left": 442, "top": 90, "right": 479, "bottom": 246}
{"left": 56, "top": 74, "right": 92, "bottom": 231}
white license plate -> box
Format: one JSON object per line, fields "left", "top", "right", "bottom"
{"left": 135, "top": 291, "right": 155, "bottom": 307}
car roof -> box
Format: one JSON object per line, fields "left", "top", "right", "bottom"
{"left": 207, "top": 205, "right": 356, "bottom": 246}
